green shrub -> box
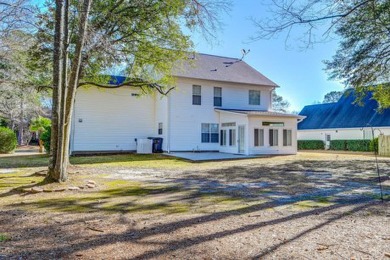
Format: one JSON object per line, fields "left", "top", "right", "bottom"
{"left": 369, "top": 138, "right": 378, "bottom": 152}
{"left": 329, "top": 140, "right": 346, "bottom": 150}
{"left": 330, "top": 139, "right": 372, "bottom": 151}
{"left": 40, "top": 127, "right": 51, "bottom": 153}
{"left": 0, "top": 127, "right": 17, "bottom": 153}
{"left": 298, "top": 140, "right": 325, "bottom": 150}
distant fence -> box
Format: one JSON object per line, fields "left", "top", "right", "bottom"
{"left": 379, "top": 135, "right": 390, "bottom": 157}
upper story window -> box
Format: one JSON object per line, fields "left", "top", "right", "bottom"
{"left": 249, "top": 90, "right": 261, "bottom": 105}
{"left": 192, "top": 85, "right": 201, "bottom": 105}
{"left": 214, "top": 87, "right": 222, "bottom": 106}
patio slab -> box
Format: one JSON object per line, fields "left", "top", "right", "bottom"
{"left": 164, "top": 152, "right": 264, "bottom": 162}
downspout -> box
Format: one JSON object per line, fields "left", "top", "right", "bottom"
{"left": 167, "top": 93, "right": 170, "bottom": 153}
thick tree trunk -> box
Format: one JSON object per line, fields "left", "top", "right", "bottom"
{"left": 48, "top": 0, "right": 92, "bottom": 182}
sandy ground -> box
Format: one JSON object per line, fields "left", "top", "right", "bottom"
{"left": 0, "top": 151, "right": 389, "bottom": 259}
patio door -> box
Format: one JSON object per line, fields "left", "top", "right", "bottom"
{"left": 238, "top": 125, "right": 245, "bottom": 154}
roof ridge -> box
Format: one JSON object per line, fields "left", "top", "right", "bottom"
{"left": 195, "top": 52, "right": 240, "bottom": 60}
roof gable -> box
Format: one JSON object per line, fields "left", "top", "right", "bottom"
{"left": 298, "top": 90, "right": 390, "bottom": 130}
{"left": 171, "top": 53, "right": 278, "bottom": 87}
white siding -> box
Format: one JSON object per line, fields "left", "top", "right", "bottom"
{"left": 154, "top": 94, "right": 169, "bottom": 151}
{"left": 298, "top": 127, "right": 390, "bottom": 141}
{"left": 71, "top": 86, "right": 155, "bottom": 152}
{"left": 249, "top": 116, "right": 298, "bottom": 155}
{"left": 167, "top": 78, "right": 274, "bottom": 151}
{"left": 167, "top": 79, "right": 219, "bottom": 151}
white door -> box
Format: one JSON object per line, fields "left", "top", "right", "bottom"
{"left": 325, "top": 134, "right": 331, "bottom": 150}
{"left": 238, "top": 125, "right": 245, "bottom": 154}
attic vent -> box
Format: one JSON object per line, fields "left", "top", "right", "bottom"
{"left": 131, "top": 93, "right": 140, "bottom": 97}
{"left": 211, "top": 68, "right": 218, "bottom": 72}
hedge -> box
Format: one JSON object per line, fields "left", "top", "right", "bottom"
{"left": 298, "top": 140, "right": 325, "bottom": 150}
{"left": 0, "top": 127, "right": 17, "bottom": 153}
{"left": 329, "top": 139, "right": 375, "bottom": 152}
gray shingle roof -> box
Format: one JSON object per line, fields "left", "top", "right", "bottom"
{"left": 298, "top": 90, "right": 390, "bottom": 130}
{"left": 171, "top": 53, "right": 278, "bottom": 87}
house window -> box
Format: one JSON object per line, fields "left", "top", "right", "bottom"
{"left": 221, "top": 122, "right": 236, "bottom": 127}
{"left": 269, "top": 129, "right": 279, "bottom": 146}
{"left": 262, "top": 122, "right": 284, "bottom": 127}
{"left": 283, "top": 129, "right": 292, "bottom": 146}
{"left": 220, "top": 129, "right": 227, "bottom": 146}
{"left": 254, "top": 128, "right": 264, "bottom": 147}
{"left": 201, "top": 123, "right": 219, "bottom": 143}
{"left": 192, "top": 85, "right": 201, "bottom": 105}
{"left": 249, "top": 90, "right": 261, "bottom": 105}
{"left": 229, "top": 129, "right": 236, "bottom": 146}
{"left": 158, "top": 123, "right": 163, "bottom": 135}
{"left": 214, "top": 87, "right": 222, "bottom": 106}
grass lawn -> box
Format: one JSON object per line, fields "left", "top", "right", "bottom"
{"left": 0, "top": 153, "right": 190, "bottom": 169}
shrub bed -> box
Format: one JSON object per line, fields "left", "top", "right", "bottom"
{"left": 330, "top": 139, "right": 373, "bottom": 151}
{"left": 298, "top": 140, "right": 325, "bottom": 150}
{"left": 0, "top": 127, "right": 17, "bottom": 153}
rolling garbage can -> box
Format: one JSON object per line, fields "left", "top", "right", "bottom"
{"left": 147, "top": 137, "right": 163, "bottom": 153}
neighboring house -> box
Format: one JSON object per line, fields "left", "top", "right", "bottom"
{"left": 298, "top": 90, "right": 390, "bottom": 147}
{"left": 70, "top": 53, "right": 304, "bottom": 155}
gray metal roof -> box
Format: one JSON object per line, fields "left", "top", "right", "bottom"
{"left": 172, "top": 53, "right": 279, "bottom": 87}
{"left": 298, "top": 90, "right": 390, "bottom": 130}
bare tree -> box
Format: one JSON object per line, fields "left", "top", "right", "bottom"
{"left": 252, "top": 0, "right": 390, "bottom": 107}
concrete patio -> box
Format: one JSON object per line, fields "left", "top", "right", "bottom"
{"left": 164, "top": 152, "right": 264, "bottom": 162}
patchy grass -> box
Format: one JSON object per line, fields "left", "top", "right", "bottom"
{"left": 293, "top": 197, "right": 334, "bottom": 209}
{"left": 0, "top": 233, "right": 10, "bottom": 242}
{"left": 0, "top": 153, "right": 190, "bottom": 169}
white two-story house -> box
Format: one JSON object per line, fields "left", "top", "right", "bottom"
{"left": 70, "top": 53, "right": 303, "bottom": 155}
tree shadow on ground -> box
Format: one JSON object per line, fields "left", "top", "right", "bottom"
{"left": 1, "top": 158, "right": 389, "bottom": 258}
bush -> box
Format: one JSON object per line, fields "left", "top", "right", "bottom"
{"left": 330, "top": 139, "right": 372, "bottom": 151}
{"left": 298, "top": 140, "right": 325, "bottom": 150}
{"left": 0, "top": 127, "right": 17, "bottom": 153}
{"left": 329, "top": 140, "right": 347, "bottom": 150}
{"left": 40, "top": 127, "right": 51, "bottom": 153}
{"left": 369, "top": 138, "right": 378, "bottom": 152}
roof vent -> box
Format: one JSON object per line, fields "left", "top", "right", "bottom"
{"left": 211, "top": 68, "right": 217, "bottom": 72}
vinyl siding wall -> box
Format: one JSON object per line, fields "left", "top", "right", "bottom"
{"left": 298, "top": 127, "right": 390, "bottom": 141}
{"left": 71, "top": 86, "right": 155, "bottom": 152}
{"left": 167, "top": 78, "right": 274, "bottom": 151}
{"left": 249, "top": 116, "right": 298, "bottom": 154}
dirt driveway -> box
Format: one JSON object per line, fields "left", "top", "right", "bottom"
{"left": 0, "top": 151, "right": 389, "bottom": 259}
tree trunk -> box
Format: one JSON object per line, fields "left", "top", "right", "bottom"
{"left": 48, "top": 0, "right": 92, "bottom": 182}
{"left": 62, "top": 0, "right": 92, "bottom": 170}
{"left": 48, "top": 0, "right": 66, "bottom": 181}
{"left": 18, "top": 93, "right": 24, "bottom": 145}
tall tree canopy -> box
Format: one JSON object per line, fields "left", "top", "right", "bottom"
{"left": 272, "top": 91, "right": 290, "bottom": 113}
{"left": 29, "top": 0, "right": 228, "bottom": 182}
{"left": 322, "top": 90, "right": 343, "bottom": 103}
{"left": 253, "top": 0, "right": 390, "bottom": 108}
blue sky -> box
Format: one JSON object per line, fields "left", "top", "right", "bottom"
{"left": 190, "top": 0, "right": 344, "bottom": 112}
